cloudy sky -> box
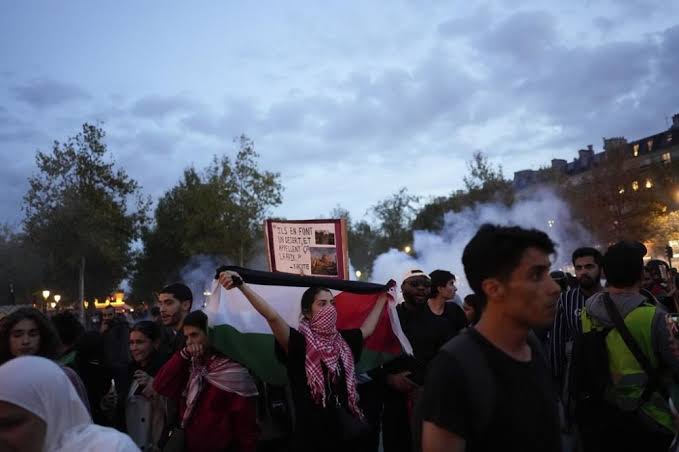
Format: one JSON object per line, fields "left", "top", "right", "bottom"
{"left": 1, "top": 0, "right": 678, "bottom": 228}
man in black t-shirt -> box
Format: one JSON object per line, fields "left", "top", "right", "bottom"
{"left": 422, "top": 224, "right": 562, "bottom": 452}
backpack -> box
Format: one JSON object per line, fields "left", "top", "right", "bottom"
{"left": 567, "top": 294, "right": 668, "bottom": 441}
{"left": 566, "top": 320, "right": 615, "bottom": 431}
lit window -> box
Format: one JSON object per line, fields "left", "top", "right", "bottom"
{"left": 618, "top": 187, "right": 625, "bottom": 194}
{"left": 645, "top": 179, "right": 653, "bottom": 189}
{"left": 632, "top": 181, "right": 639, "bottom": 191}
{"left": 662, "top": 152, "right": 672, "bottom": 164}
{"left": 647, "top": 139, "right": 654, "bottom": 151}
{"left": 633, "top": 144, "right": 639, "bottom": 157}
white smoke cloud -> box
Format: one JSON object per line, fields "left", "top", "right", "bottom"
{"left": 370, "top": 188, "right": 593, "bottom": 296}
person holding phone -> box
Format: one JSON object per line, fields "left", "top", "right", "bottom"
{"left": 123, "top": 321, "right": 171, "bottom": 451}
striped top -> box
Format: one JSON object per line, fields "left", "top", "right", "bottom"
{"left": 549, "top": 288, "right": 587, "bottom": 379}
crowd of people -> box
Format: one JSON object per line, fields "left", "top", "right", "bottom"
{"left": 1, "top": 223, "right": 678, "bottom": 452}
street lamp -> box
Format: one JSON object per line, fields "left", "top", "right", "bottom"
{"left": 404, "top": 245, "right": 412, "bottom": 254}
{"left": 54, "top": 295, "right": 61, "bottom": 303}
{"left": 355, "top": 270, "right": 362, "bottom": 279}
{"left": 41, "top": 290, "right": 50, "bottom": 314}
{"left": 50, "top": 302, "right": 56, "bottom": 309}
{"left": 547, "top": 219, "right": 555, "bottom": 228}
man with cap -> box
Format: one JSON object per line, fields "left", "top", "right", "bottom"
{"left": 154, "top": 310, "right": 259, "bottom": 452}
{"left": 380, "top": 269, "right": 438, "bottom": 452}
{"left": 577, "top": 241, "right": 679, "bottom": 451}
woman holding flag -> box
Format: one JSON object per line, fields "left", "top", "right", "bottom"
{"left": 218, "top": 270, "right": 390, "bottom": 452}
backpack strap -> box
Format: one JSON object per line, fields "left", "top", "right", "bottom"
{"left": 441, "top": 330, "right": 494, "bottom": 440}
{"left": 602, "top": 293, "right": 669, "bottom": 403}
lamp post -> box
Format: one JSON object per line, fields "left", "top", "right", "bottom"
{"left": 54, "top": 294, "right": 61, "bottom": 303}
{"left": 41, "top": 290, "right": 50, "bottom": 314}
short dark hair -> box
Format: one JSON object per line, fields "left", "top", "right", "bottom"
{"left": 429, "top": 270, "right": 455, "bottom": 298}
{"left": 0, "top": 308, "right": 60, "bottom": 365}
{"left": 183, "top": 310, "right": 208, "bottom": 334}
{"left": 572, "top": 247, "right": 602, "bottom": 267}
{"left": 131, "top": 320, "right": 161, "bottom": 342}
{"left": 160, "top": 283, "right": 193, "bottom": 310}
{"left": 462, "top": 224, "right": 556, "bottom": 300}
{"left": 150, "top": 306, "right": 160, "bottom": 317}
{"left": 603, "top": 241, "right": 646, "bottom": 288}
{"left": 464, "top": 293, "right": 485, "bottom": 324}
{"left": 51, "top": 311, "right": 85, "bottom": 348}
{"left": 300, "top": 286, "right": 332, "bottom": 315}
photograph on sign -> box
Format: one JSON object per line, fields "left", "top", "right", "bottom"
{"left": 310, "top": 247, "right": 338, "bottom": 276}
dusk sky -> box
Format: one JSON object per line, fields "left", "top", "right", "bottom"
{"left": 1, "top": 1, "right": 678, "bottom": 228}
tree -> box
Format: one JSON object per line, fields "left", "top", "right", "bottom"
{"left": 327, "top": 206, "right": 380, "bottom": 278}
{"left": 0, "top": 225, "right": 46, "bottom": 305}
{"left": 131, "top": 135, "right": 282, "bottom": 301}
{"left": 371, "top": 187, "right": 419, "bottom": 253}
{"left": 23, "top": 123, "right": 149, "bottom": 307}
{"left": 413, "top": 152, "right": 513, "bottom": 231}
{"left": 560, "top": 145, "right": 670, "bottom": 242}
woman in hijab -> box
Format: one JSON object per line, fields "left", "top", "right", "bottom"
{"left": 0, "top": 356, "right": 139, "bottom": 452}
{"left": 217, "top": 270, "right": 389, "bottom": 452}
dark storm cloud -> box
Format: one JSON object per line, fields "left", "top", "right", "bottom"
{"left": 12, "top": 79, "right": 90, "bottom": 109}
{"left": 460, "top": 9, "right": 678, "bottom": 151}
{"left": 477, "top": 10, "right": 558, "bottom": 63}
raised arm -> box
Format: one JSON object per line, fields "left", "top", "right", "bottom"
{"left": 218, "top": 270, "right": 291, "bottom": 353}
{"left": 360, "top": 293, "right": 389, "bottom": 339}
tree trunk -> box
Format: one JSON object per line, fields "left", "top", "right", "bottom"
{"left": 78, "top": 256, "right": 85, "bottom": 325}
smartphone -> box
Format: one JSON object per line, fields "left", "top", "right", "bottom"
{"left": 660, "top": 265, "right": 669, "bottom": 282}
{"left": 668, "top": 315, "right": 679, "bottom": 339}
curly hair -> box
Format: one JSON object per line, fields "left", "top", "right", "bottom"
{"left": 0, "top": 307, "right": 60, "bottom": 365}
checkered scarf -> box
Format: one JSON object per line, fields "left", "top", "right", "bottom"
{"left": 181, "top": 352, "right": 258, "bottom": 427}
{"left": 298, "top": 304, "right": 363, "bottom": 418}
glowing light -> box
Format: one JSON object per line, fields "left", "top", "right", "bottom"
{"left": 53, "top": 295, "right": 61, "bottom": 303}
{"left": 50, "top": 302, "right": 56, "bottom": 309}
{"left": 203, "top": 291, "right": 211, "bottom": 297}
{"left": 404, "top": 245, "right": 412, "bottom": 254}
{"left": 547, "top": 219, "right": 555, "bottom": 228}
{"left": 645, "top": 179, "right": 653, "bottom": 189}
{"left": 355, "top": 270, "right": 362, "bottom": 278}
{"left": 632, "top": 181, "right": 639, "bottom": 191}
{"left": 41, "top": 290, "right": 50, "bottom": 300}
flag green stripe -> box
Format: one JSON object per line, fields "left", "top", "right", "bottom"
{"left": 209, "top": 324, "right": 398, "bottom": 385}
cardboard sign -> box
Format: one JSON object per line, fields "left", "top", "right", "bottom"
{"left": 264, "top": 219, "right": 349, "bottom": 279}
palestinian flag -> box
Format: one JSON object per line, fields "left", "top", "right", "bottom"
{"left": 204, "top": 266, "right": 412, "bottom": 385}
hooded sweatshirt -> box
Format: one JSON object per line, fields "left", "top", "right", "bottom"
{"left": 585, "top": 291, "right": 679, "bottom": 375}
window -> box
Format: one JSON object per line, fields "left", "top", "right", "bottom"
{"left": 647, "top": 139, "right": 654, "bottom": 151}
{"left": 632, "top": 181, "right": 639, "bottom": 191}
{"left": 645, "top": 179, "right": 653, "bottom": 189}
{"left": 662, "top": 152, "right": 672, "bottom": 164}
{"left": 633, "top": 143, "right": 639, "bottom": 157}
